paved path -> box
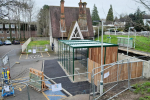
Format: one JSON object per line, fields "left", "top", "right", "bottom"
{"left": 0, "top": 45, "right": 21, "bottom": 58}
{"left": 44, "top": 81, "right": 66, "bottom": 100}
{"left": 5, "top": 60, "right": 47, "bottom": 100}
{"left": 44, "top": 59, "right": 91, "bottom": 96}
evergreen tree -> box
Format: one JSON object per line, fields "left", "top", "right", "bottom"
{"left": 106, "top": 5, "right": 114, "bottom": 22}
{"left": 124, "top": 8, "right": 145, "bottom": 32}
{"left": 91, "top": 4, "right": 100, "bottom": 25}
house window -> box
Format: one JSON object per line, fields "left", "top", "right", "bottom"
{"left": 0, "top": 30, "right": 3, "bottom": 34}
{"left": 12, "top": 31, "right": 15, "bottom": 34}
{"left": 0, "top": 37, "right": 4, "bottom": 41}
{"left": 11, "top": 24, "right": 15, "bottom": 28}
{"left": 7, "top": 31, "right": 9, "bottom": 34}
{"left": 5, "top": 24, "right": 9, "bottom": 28}
{"left": 7, "top": 37, "right": 10, "bottom": 39}
{"left": 0, "top": 24, "right": 3, "bottom": 28}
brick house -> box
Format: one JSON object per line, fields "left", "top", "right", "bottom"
{"left": 49, "top": 0, "right": 94, "bottom": 52}
{"left": 0, "top": 21, "right": 37, "bottom": 41}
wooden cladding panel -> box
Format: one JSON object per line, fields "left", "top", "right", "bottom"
{"left": 89, "top": 47, "right": 105, "bottom": 65}
{"left": 105, "top": 47, "right": 118, "bottom": 64}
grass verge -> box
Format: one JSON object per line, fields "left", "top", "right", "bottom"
{"left": 28, "top": 40, "right": 50, "bottom": 46}
{"left": 132, "top": 82, "right": 150, "bottom": 100}
{"left": 95, "top": 35, "right": 150, "bottom": 52}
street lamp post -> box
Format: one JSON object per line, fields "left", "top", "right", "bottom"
{"left": 127, "top": 27, "right": 135, "bottom": 55}
{"left": 93, "top": 21, "right": 101, "bottom": 41}
{"left": 93, "top": 20, "right": 104, "bottom": 95}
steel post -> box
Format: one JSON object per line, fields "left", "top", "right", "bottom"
{"left": 127, "top": 59, "right": 131, "bottom": 90}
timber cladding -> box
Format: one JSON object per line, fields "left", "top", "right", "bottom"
{"left": 88, "top": 47, "right": 118, "bottom": 65}
{"left": 88, "top": 59, "right": 143, "bottom": 86}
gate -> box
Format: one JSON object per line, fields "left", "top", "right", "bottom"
{"left": 89, "top": 59, "right": 144, "bottom": 100}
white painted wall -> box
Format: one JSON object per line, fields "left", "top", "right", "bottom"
{"left": 22, "top": 38, "right": 31, "bottom": 52}
{"left": 54, "top": 38, "right": 58, "bottom": 53}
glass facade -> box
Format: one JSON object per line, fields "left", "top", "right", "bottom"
{"left": 58, "top": 40, "right": 118, "bottom": 81}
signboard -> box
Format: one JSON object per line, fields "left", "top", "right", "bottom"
{"left": 104, "top": 72, "right": 110, "bottom": 79}
{"left": 52, "top": 83, "right": 62, "bottom": 92}
{"left": 5, "top": 24, "right": 9, "bottom": 28}
{"left": 2, "top": 55, "right": 8, "bottom": 65}
{"left": 45, "top": 48, "right": 48, "bottom": 51}
{"left": 33, "top": 49, "right": 36, "bottom": 54}
{"left": 28, "top": 49, "right": 32, "bottom": 53}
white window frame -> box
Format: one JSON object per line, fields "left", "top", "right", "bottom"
{"left": 12, "top": 31, "right": 15, "bottom": 34}
{"left": 0, "top": 30, "right": 3, "bottom": 34}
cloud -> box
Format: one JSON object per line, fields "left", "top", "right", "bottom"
{"left": 35, "top": 0, "right": 149, "bottom": 18}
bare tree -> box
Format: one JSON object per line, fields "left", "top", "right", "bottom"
{"left": 135, "top": 0, "right": 150, "bottom": 11}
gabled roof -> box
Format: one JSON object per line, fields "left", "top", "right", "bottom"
{"left": 68, "top": 21, "right": 76, "bottom": 40}
{"left": 49, "top": 6, "right": 94, "bottom": 38}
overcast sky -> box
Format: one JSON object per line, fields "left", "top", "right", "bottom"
{"left": 35, "top": 0, "right": 149, "bottom": 19}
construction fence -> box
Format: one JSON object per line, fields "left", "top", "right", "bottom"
{"left": 0, "top": 49, "right": 21, "bottom": 69}
{"left": 88, "top": 58, "right": 145, "bottom": 100}
{"left": 26, "top": 45, "right": 50, "bottom": 53}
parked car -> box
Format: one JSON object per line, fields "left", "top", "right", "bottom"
{"left": 12, "top": 40, "right": 20, "bottom": 44}
{"left": 0, "top": 41, "right": 3, "bottom": 46}
{"left": 4, "top": 40, "right": 11, "bottom": 45}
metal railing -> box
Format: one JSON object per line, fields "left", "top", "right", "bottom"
{"left": 89, "top": 59, "right": 145, "bottom": 100}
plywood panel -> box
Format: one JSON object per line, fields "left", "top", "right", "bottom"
{"left": 137, "top": 62, "right": 143, "bottom": 77}
{"left": 131, "top": 62, "right": 136, "bottom": 78}
{"left": 89, "top": 47, "right": 106, "bottom": 65}
{"left": 88, "top": 57, "right": 144, "bottom": 85}
{"left": 105, "top": 47, "right": 118, "bottom": 64}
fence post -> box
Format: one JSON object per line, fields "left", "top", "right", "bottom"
{"left": 117, "top": 63, "right": 119, "bottom": 82}
{"left": 87, "top": 58, "right": 89, "bottom": 80}
{"left": 93, "top": 62, "right": 95, "bottom": 99}
{"left": 7, "top": 54, "right": 11, "bottom": 69}
{"left": 100, "top": 65, "right": 104, "bottom": 96}
{"left": 127, "top": 59, "right": 131, "bottom": 90}
{"left": 142, "top": 61, "right": 144, "bottom": 79}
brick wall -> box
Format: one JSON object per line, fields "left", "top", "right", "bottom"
{"left": 0, "top": 30, "right": 37, "bottom": 41}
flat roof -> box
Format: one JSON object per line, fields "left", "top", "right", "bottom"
{"left": 59, "top": 40, "right": 118, "bottom": 48}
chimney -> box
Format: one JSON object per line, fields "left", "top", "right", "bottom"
{"left": 60, "top": 0, "right": 66, "bottom": 36}
{"left": 78, "top": 0, "right": 82, "bottom": 15}
{"left": 60, "top": 0, "right": 65, "bottom": 17}
{"left": 78, "top": 1, "right": 87, "bottom": 31}
{"left": 82, "top": 2, "right": 87, "bottom": 15}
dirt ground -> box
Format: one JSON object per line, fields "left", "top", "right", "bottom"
{"left": 61, "top": 78, "right": 150, "bottom": 100}
{"left": 99, "top": 78, "right": 150, "bottom": 100}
